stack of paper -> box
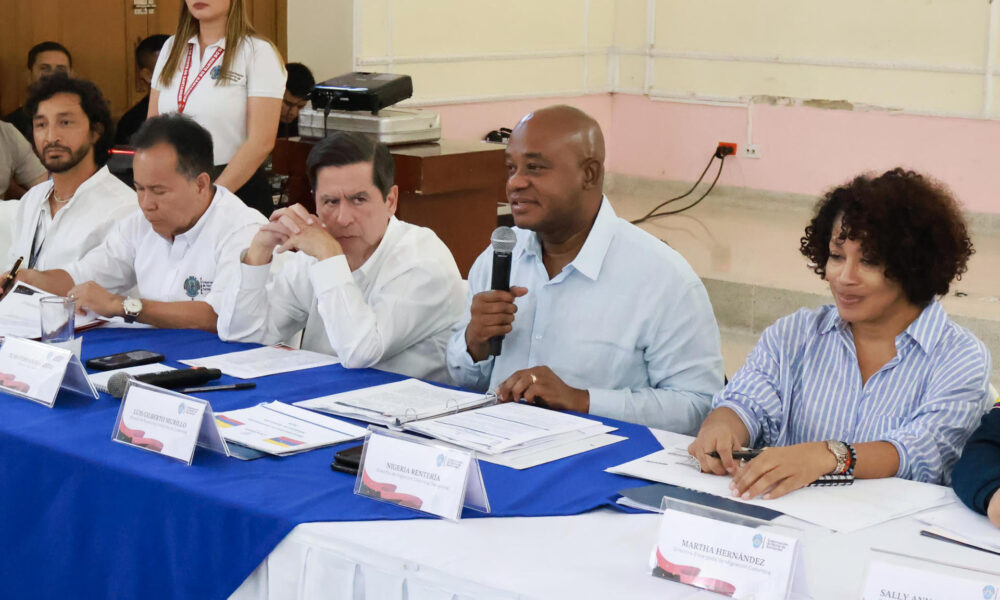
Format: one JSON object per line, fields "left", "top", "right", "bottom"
{"left": 214, "top": 401, "right": 367, "bottom": 456}
{"left": 180, "top": 344, "right": 340, "bottom": 379}
{"left": 294, "top": 379, "right": 495, "bottom": 426}
{"left": 0, "top": 282, "right": 104, "bottom": 339}
{"left": 87, "top": 363, "right": 175, "bottom": 394}
{"left": 606, "top": 430, "right": 952, "bottom": 532}
{"left": 404, "top": 402, "right": 615, "bottom": 456}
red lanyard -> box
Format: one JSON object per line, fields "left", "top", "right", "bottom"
{"left": 176, "top": 44, "right": 224, "bottom": 113}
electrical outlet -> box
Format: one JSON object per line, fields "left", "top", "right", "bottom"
{"left": 742, "top": 144, "right": 761, "bottom": 159}
{"left": 716, "top": 142, "right": 738, "bottom": 157}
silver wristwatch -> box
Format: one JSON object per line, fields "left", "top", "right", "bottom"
{"left": 122, "top": 297, "right": 143, "bottom": 324}
{"left": 825, "top": 439, "right": 849, "bottom": 475}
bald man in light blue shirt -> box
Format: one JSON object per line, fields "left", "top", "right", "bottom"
{"left": 446, "top": 105, "right": 723, "bottom": 434}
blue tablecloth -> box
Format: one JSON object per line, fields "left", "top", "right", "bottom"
{"left": 0, "top": 328, "right": 660, "bottom": 600}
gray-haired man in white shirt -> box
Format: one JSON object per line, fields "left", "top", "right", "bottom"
{"left": 216, "top": 132, "right": 465, "bottom": 384}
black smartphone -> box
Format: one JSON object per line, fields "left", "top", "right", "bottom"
{"left": 330, "top": 444, "right": 364, "bottom": 475}
{"left": 85, "top": 350, "right": 165, "bottom": 371}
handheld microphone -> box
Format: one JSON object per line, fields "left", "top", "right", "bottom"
{"left": 489, "top": 226, "right": 517, "bottom": 356}
{"left": 107, "top": 368, "right": 223, "bottom": 399}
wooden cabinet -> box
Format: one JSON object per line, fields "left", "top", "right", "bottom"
{"left": 0, "top": 0, "right": 286, "bottom": 119}
{"left": 272, "top": 138, "right": 506, "bottom": 277}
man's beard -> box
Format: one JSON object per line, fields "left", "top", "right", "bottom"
{"left": 40, "top": 140, "right": 92, "bottom": 173}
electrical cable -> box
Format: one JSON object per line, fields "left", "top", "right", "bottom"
{"left": 323, "top": 95, "right": 333, "bottom": 138}
{"left": 631, "top": 151, "right": 727, "bottom": 224}
{"left": 652, "top": 155, "right": 725, "bottom": 217}
{"left": 630, "top": 151, "right": 717, "bottom": 225}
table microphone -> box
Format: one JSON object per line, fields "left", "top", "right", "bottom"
{"left": 489, "top": 226, "right": 517, "bottom": 356}
{"left": 107, "top": 368, "right": 223, "bottom": 399}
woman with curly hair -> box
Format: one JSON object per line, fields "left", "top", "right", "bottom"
{"left": 688, "top": 168, "right": 991, "bottom": 498}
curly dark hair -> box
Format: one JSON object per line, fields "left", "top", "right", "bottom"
{"left": 25, "top": 73, "right": 114, "bottom": 166}
{"left": 799, "top": 168, "right": 974, "bottom": 307}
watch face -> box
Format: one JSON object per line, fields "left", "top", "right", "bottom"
{"left": 827, "top": 440, "right": 848, "bottom": 458}
{"left": 124, "top": 298, "right": 142, "bottom": 314}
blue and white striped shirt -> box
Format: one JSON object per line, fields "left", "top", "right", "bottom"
{"left": 715, "top": 302, "right": 991, "bottom": 484}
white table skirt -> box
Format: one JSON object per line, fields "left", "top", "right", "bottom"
{"left": 230, "top": 426, "right": 998, "bottom": 600}
{"left": 230, "top": 499, "right": 999, "bottom": 600}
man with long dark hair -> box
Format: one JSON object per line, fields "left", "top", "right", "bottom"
{"left": 7, "top": 73, "right": 136, "bottom": 271}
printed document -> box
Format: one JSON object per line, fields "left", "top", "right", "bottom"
{"left": 0, "top": 282, "right": 102, "bottom": 339}
{"left": 214, "top": 401, "right": 366, "bottom": 455}
{"left": 294, "top": 378, "right": 494, "bottom": 426}
{"left": 606, "top": 430, "right": 951, "bottom": 532}
{"left": 180, "top": 344, "right": 339, "bottom": 379}
{"left": 404, "top": 402, "right": 609, "bottom": 455}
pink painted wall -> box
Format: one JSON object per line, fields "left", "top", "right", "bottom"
{"left": 608, "top": 94, "right": 1000, "bottom": 214}
{"left": 423, "top": 93, "right": 613, "bottom": 151}
{"left": 425, "top": 93, "right": 1000, "bottom": 214}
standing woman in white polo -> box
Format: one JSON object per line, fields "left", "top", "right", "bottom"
{"left": 148, "top": 0, "right": 285, "bottom": 216}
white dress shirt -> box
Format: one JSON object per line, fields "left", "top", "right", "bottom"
{"left": 8, "top": 165, "right": 137, "bottom": 271}
{"left": 65, "top": 185, "right": 265, "bottom": 312}
{"left": 446, "top": 197, "right": 725, "bottom": 434}
{"left": 216, "top": 217, "right": 466, "bottom": 385}
{"left": 151, "top": 35, "right": 286, "bottom": 165}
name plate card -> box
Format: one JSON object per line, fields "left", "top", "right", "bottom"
{"left": 112, "top": 380, "right": 230, "bottom": 465}
{"left": 354, "top": 427, "right": 490, "bottom": 521}
{"left": 652, "top": 507, "right": 807, "bottom": 599}
{"left": 861, "top": 558, "right": 1000, "bottom": 600}
{"left": 0, "top": 336, "right": 96, "bottom": 406}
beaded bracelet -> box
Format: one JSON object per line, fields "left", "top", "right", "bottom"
{"left": 844, "top": 441, "right": 857, "bottom": 476}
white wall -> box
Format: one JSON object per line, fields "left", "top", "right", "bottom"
{"left": 286, "top": 0, "right": 354, "bottom": 81}
{"left": 284, "top": 0, "right": 1000, "bottom": 120}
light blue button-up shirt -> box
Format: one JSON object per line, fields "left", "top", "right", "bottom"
{"left": 446, "top": 198, "right": 724, "bottom": 434}
{"left": 715, "top": 302, "right": 992, "bottom": 483}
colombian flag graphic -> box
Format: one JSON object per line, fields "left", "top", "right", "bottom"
{"left": 215, "top": 415, "right": 244, "bottom": 428}
{"left": 265, "top": 436, "right": 305, "bottom": 447}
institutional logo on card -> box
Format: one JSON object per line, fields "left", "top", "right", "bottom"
{"left": 436, "top": 453, "right": 445, "bottom": 467}
{"left": 752, "top": 533, "right": 764, "bottom": 549}
{"left": 985, "top": 585, "right": 996, "bottom": 600}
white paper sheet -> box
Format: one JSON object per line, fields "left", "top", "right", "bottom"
{"left": 606, "top": 431, "right": 951, "bottom": 532}
{"left": 215, "top": 401, "right": 367, "bottom": 455}
{"left": 404, "top": 402, "right": 610, "bottom": 455}
{"left": 0, "top": 282, "right": 102, "bottom": 339}
{"left": 294, "top": 379, "right": 493, "bottom": 426}
{"left": 918, "top": 502, "right": 1000, "bottom": 553}
{"left": 87, "top": 363, "right": 175, "bottom": 394}
{"left": 180, "top": 344, "right": 339, "bottom": 379}
{"left": 479, "top": 431, "right": 625, "bottom": 469}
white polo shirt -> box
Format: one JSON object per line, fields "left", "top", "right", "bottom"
{"left": 8, "top": 165, "right": 137, "bottom": 271}
{"left": 151, "top": 34, "right": 286, "bottom": 165}
{"left": 216, "top": 217, "right": 466, "bottom": 385}
{"left": 65, "top": 185, "right": 266, "bottom": 313}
